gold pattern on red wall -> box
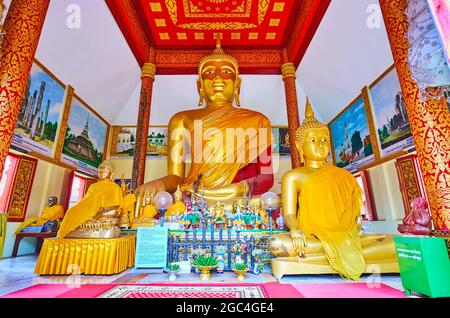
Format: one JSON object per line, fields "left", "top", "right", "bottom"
{"left": 7, "top": 157, "right": 38, "bottom": 222}
{"left": 380, "top": 0, "right": 450, "bottom": 230}
{"left": 396, "top": 157, "right": 424, "bottom": 213}
{"left": 0, "top": 0, "right": 50, "bottom": 180}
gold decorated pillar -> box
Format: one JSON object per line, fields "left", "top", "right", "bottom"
{"left": 0, "top": 0, "right": 50, "bottom": 178}
{"left": 131, "top": 50, "right": 156, "bottom": 190}
{"left": 380, "top": 0, "right": 450, "bottom": 230}
{"left": 281, "top": 49, "right": 301, "bottom": 168}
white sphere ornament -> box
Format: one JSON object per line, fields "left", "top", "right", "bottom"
{"left": 154, "top": 191, "right": 173, "bottom": 210}
{"left": 261, "top": 192, "right": 280, "bottom": 210}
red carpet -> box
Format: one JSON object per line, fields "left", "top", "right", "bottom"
{"left": 293, "top": 283, "right": 407, "bottom": 298}
{"left": 2, "top": 282, "right": 405, "bottom": 298}
{"left": 2, "top": 282, "right": 301, "bottom": 298}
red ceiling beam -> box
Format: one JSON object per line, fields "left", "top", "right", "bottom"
{"left": 287, "top": 0, "right": 332, "bottom": 68}
{"left": 155, "top": 48, "right": 283, "bottom": 75}
{"left": 105, "top": 0, "right": 151, "bottom": 65}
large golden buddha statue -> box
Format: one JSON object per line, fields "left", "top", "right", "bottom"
{"left": 137, "top": 39, "right": 274, "bottom": 202}
{"left": 58, "top": 160, "right": 123, "bottom": 239}
{"left": 268, "top": 100, "right": 399, "bottom": 280}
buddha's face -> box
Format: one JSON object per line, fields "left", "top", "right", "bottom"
{"left": 300, "top": 128, "right": 330, "bottom": 162}
{"left": 200, "top": 60, "right": 238, "bottom": 104}
{"left": 98, "top": 164, "right": 113, "bottom": 181}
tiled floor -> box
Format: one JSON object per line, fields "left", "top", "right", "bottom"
{"left": 0, "top": 253, "right": 409, "bottom": 297}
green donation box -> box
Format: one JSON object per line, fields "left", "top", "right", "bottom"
{"left": 394, "top": 236, "right": 450, "bottom": 298}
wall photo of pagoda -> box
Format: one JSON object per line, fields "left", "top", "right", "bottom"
{"left": 110, "top": 126, "right": 168, "bottom": 157}
{"left": 369, "top": 67, "right": 415, "bottom": 157}
{"left": 330, "top": 96, "right": 375, "bottom": 173}
{"left": 12, "top": 61, "right": 66, "bottom": 157}
{"left": 62, "top": 96, "right": 108, "bottom": 175}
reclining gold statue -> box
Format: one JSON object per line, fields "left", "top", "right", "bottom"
{"left": 268, "top": 100, "right": 399, "bottom": 280}
{"left": 58, "top": 160, "right": 123, "bottom": 239}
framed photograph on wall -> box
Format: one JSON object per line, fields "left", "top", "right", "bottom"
{"left": 271, "top": 126, "right": 290, "bottom": 157}
{"left": 110, "top": 126, "right": 168, "bottom": 157}
{"left": 329, "top": 95, "right": 376, "bottom": 173}
{"left": 12, "top": 59, "right": 66, "bottom": 158}
{"left": 368, "top": 66, "right": 415, "bottom": 157}
{"left": 61, "top": 95, "right": 109, "bottom": 176}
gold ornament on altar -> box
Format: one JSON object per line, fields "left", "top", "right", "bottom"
{"left": 267, "top": 99, "right": 399, "bottom": 280}
{"left": 58, "top": 160, "right": 123, "bottom": 239}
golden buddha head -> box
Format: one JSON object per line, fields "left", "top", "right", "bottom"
{"left": 197, "top": 38, "right": 241, "bottom": 107}
{"left": 98, "top": 160, "right": 114, "bottom": 181}
{"left": 295, "top": 98, "right": 330, "bottom": 163}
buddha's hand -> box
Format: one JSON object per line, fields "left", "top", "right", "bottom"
{"left": 136, "top": 180, "right": 166, "bottom": 197}
{"left": 290, "top": 228, "right": 307, "bottom": 257}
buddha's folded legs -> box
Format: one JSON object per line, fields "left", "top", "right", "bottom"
{"left": 268, "top": 232, "right": 398, "bottom": 263}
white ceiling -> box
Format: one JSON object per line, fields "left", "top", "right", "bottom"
{"left": 3, "top": 0, "right": 394, "bottom": 126}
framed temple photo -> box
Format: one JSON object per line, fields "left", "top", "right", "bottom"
{"left": 271, "top": 126, "right": 290, "bottom": 156}
{"left": 12, "top": 59, "right": 66, "bottom": 158}
{"left": 368, "top": 65, "right": 415, "bottom": 157}
{"left": 110, "top": 126, "right": 168, "bottom": 157}
{"left": 329, "top": 94, "right": 376, "bottom": 173}
{"left": 61, "top": 95, "right": 110, "bottom": 176}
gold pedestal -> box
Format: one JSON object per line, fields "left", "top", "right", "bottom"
{"left": 35, "top": 236, "right": 136, "bottom": 275}
{"left": 271, "top": 257, "right": 399, "bottom": 280}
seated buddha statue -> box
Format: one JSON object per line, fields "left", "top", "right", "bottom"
{"left": 16, "top": 197, "right": 65, "bottom": 234}
{"left": 166, "top": 186, "right": 187, "bottom": 216}
{"left": 132, "top": 193, "right": 158, "bottom": 229}
{"left": 137, "top": 39, "right": 274, "bottom": 204}
{"left": 58, "top": 160, "right": 123, "bottom": 239}
{"left": 268, "top": 100, "right": 399, "bottom": 280}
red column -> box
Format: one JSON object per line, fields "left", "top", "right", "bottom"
{"left": 281, "top": 50, "right": 301, "bottom": 169}
{"left": 380, "top": 0, "right": 450, "bottom": 230}
{"left": 131, "top": 50, "right": 156, "bottom": 190}
{"left": 0, "top": 0, "right": 50, "bottom": 178}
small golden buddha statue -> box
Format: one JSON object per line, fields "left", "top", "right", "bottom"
{"left": 16, "top": 197, "right": 65, "bottom": 233}
{"left": 166, "top": 186, "right": 186, "bottom": 216}
{"left": 58, "top": 160, "right": 123, "bottom": 239}
{"left": 213, "top": 201, "right": 225, "bottom": 224}
{"left": 132, "top": 193, "right": 157, "bottom": 228}
{"left": 120, "top": 174, "right": 136, "bottom": 228}
{"left": 268, "top": 99, "right": 399, "bottom": 280}
{"left": 137, "top": 38, "right": 274, "bottom": 203}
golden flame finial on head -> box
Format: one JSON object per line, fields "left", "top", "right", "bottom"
{"left": 295, "top": 97, "right": 330, "bottom": 162}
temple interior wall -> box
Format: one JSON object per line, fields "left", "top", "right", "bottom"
{"left": 2, "top": 152, "right": 71, "bottom": 258}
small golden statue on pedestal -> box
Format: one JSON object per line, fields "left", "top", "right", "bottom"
{"left": 131, "top": 193, "right": 157, "bottom": 229}
{"left": 58, "top": 160, "right": 123, "bottom": 239}
{"left": 268, "top": 99, "right": 399, "bottom": 280}
{"left": 119, "top": 175, "right": 135, "bottom": 229}
{"left": 166, "top": 186, "right": 186, "bottom": 216}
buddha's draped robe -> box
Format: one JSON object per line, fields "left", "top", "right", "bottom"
{"left": 123, "top": 193, "right": 137, "bottom": 223}
{"left": 298, "top": 165, "right": 365, "bottom": 280}
{"left": 58, "top": 180, "right": 123, "bottom": 238}
{"left": 183, "top": 108, "right": 272, "bottom": 190}
{"left": 139, "top": 204, "right": 158, "bottom": 220}
{"left": 167, "top": 201, "right": 187, "bottom": 216}
{"left": 15, "top": 204, "right": 65, "bottom": 234}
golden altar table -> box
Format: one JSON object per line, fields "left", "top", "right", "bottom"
{"left": 35, "top": 236, "right": 135, "bottom": 275}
